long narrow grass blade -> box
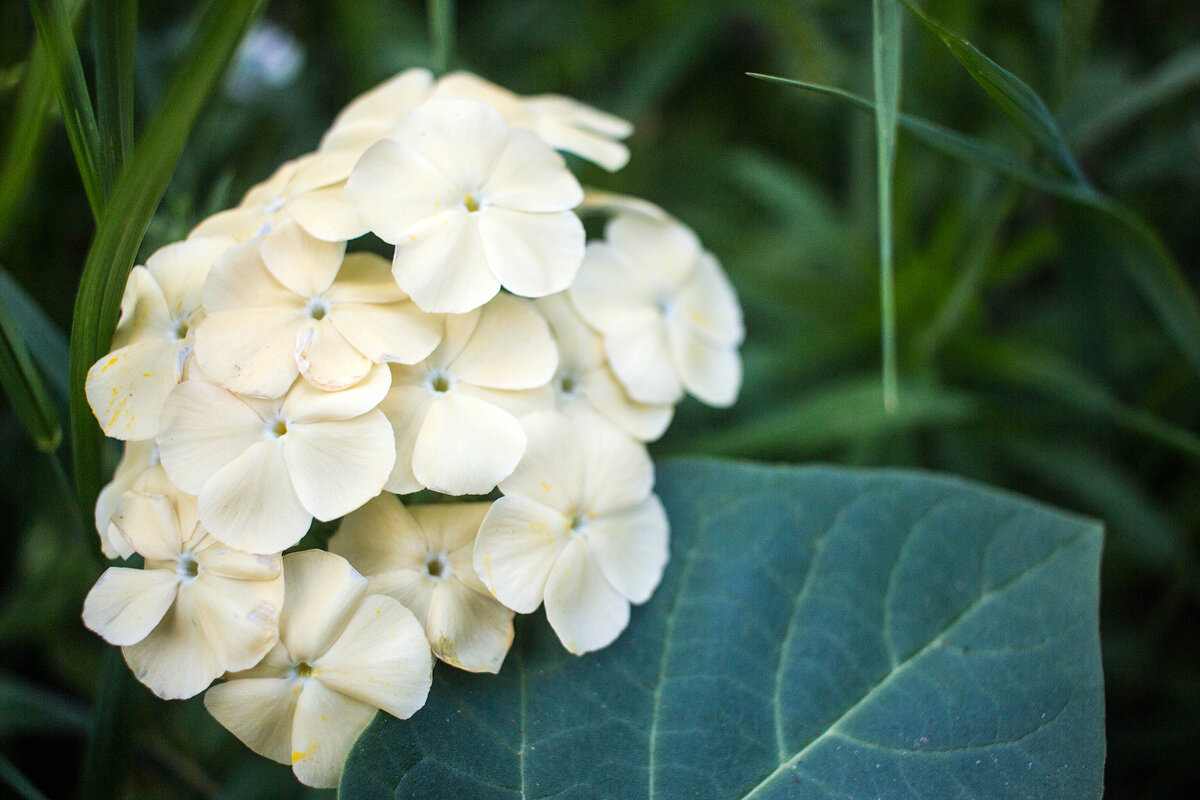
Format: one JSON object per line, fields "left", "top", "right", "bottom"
{"left": 28, "top": 0, "right": 108, "bottom": 218}
{"left": 94, "top": 0, "right": 138, "bottom": 168}
{"left": 77, "top": 647, "right": 136, "bottom": 800}
{"left": 428, "top": 0, "right": 455, "bottom": 74}
{"left": 0, "top": 753, "right": 50, "bottom": 800}
{"left": 69, "top": 0, "right": 267, "bottom": 516}
{"left": 0, "top": 270, "right": 61, "bottom": 452}
{"left": 0, "top": 673, "right": 91, "bottom": 736}
{"left": 1055, "top": 0, "right": 1100, "bottom": 99}
{"left": 900, "top": 0, "right": 1085, "bottom": 182}
{"left": 872, "top": 0, "right": 902, "bottom": 413}
{"left": 0, "top": 267, "right": 69, "bottom": 403}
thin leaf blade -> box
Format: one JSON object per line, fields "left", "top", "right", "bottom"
{"left": 0, "top": 269, "right": 62, "bottom": 451}
{"left": 872, "top": 0, "right": 902, "bottom": 413}
{"left": 94, "top": 0, "right": 138, "bottom": 169}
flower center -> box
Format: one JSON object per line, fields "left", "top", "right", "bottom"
{"left": 656, "top": 293, "right": 677, "bottom": 321}
{"left": 172, "top": 318, "right": 190, "bottom": 340}
{"left": 292, "top": 661, "right": 315, "bottom": 680}
{"left": 428, "top": 370, "right": 453, "bottom": 393}
{"left": 177, "top": 552, "right": 200, "bottom": 581}
{"left": 557, "top": 371, "right": 580, "bottom": 398}
{"left": 568, "top": 510, "right": 589, "bottom": 539}
{"left": 305, "top": 297, "right": 330, "bottom": 321}
{"left": 267, "top": 416, "right": 288, "bottom": 438}
{"left": 425, "top": 553, "right": 450, "bottom": 580}
{"left": 463, "top": 193, "right": 480, "bottom": 213}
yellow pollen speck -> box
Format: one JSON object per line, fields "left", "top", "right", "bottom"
{"left": 410, "top": 234, "right": 417, "bottom": 241}
{"left": 541, "top": 482, "right": 550, "bottom": 491}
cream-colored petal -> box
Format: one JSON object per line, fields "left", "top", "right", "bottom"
{"left": 290, "top": 680, "right": 378, "bottom": 789}
{"left": 526, "top": 94, "right": 633, "bottom": 138}
{"left": 193, "top": 308, "right": 306, "bottom": 399}
{"left": 145, "top": 237, "right": 235, "bottom": 316}
{"left": 425, "top": 579, "right": 514, "bottom": 673}
{"left": 473, "top": 496, "right": 569, "bottom": 613}
{"left": 188, "top": 207, "right": 262, "bottom": 242}
{"left": 395, "top": 98, "right": 508, "bottom": 190}
{"left": 543, "top": 539, "right": 629, "bottom": 655}
{"left": 295, "top": 321, "right": 373, "bottom": 391}
{"left": 413, "top": 392, "right": 525, "bottom": 495}
{"left": 198, "top": 440, "right": 312, "bottom": 554}
{"left": 449, "top": 293, "right": 557, "bottom": 390}
{"left": 476, "top": 208, "right": 584, "bottom": 299}
{"left": 321, "top": 252, "right": 405, "bottom": 304}
{"left": 568, "top": 242, "right": 656, "bottom": 331}
{"left": 577, "top": 189, "right": 670, "bottom": 221}
{"left": 667, "top": 321, "right": 742, "bottom": 407}
{"left": 366, "top": 569, "right": 436, "bottom": 626}
{"left": 111, "top": 490, "right": 185, "bottom": 560}
{"left": 481, "top": 129, "right": 583, "bottom": 212}
{"left": 608, "top": 212, "right": 700, "bottom": 291}
{"left": 282, "top": 411, "right": 395, "bottom": 522}
{"left": 288, "top": 148, "right": 362, "bottom": 194}
{"left": 329, "top": 493, "right": 428, "bottom": 575}
{"left": 156, "top": 381, "right": 267, "bottom": 494}
{"left": 536, "top": 293, "right": 604, "bottom": 371}
{"left": 204, "top": 677, "right": 297, "bottom": 765}
{"left": 458, "top": 382, "right": 555, "bottom": 420}
{"left": 86, "top": 338, "right": 180, "bottom": 440}
{"left": 278, "top": 550, "right": 366, "bottom": 662}
{"left": 379, "top": 384, "right": 434, "bottom": 494}
{"left": 313, "top": 594, "right": 432, "bottom": 718}
{"left": 411, "top": 502, "right": 491, "bottom": 557}
{"left": 260, "top": 220, "right": 346, "bottom": 297}
{"left": 201, "top": 238, "right": 296, "bottom": 312}
{"left": 112, "top": 266, "right": 171, "bottom": 348}
{"left": 585, "top": 494, "right": 668, "bottom": 604}
{"left": 287, "top": 183, "right": 369, "bottom": 241}
{"left": 498, "top": 410, "right": 584, "bottom": 514}
{"left": 122, "top": 586, "right": 223, "bottom": 699}
{"left": 95, "top": 440, "right": 160, "bottom": 556}
{"left": 676, "top": 251, "right": 744, "bottom": 346}
{"left": 580, "top": 366, "right": 673, "bottom": 442}
{"left": 346, "top": 137, "right": 458, "bottom": 243}
{"left": 280, "top": 361, "right": 391, "bottom": 423}
{"left": 329, "top": 301, "right": 442, "bottom": 365}
{"left": 433, "top": 72, "right": 525, "bottom": 120}
{"left": 534, "top": 113, "right": 630, "bottom": 172}
{"left": 605, "top": 308, "right": 683, "bottom": 405}
{"left": 192, "top": 572, "right": 283, "bottom": 673}
{"left": 82, "top": 567, "right": 178, "bottom": 646}
{"left": 392, "top": 209, "right": 500, "bottom": 314}
{"left": 195, "top": 539, "right": 281, "bottom": 581}
{"left": 429, "top": 307, "right": 481, "bottom": 367}
{"left": 322, "top": 68, "right": 434, "bottom": 150}
{"left": 576, "top": 412, "right": 655, "bottom": 514}
{"left": 230, "top": 639, "right": 292, "bottom": 679}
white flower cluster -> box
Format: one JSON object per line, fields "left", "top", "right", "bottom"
{"left": 81, "top": 68, "right": 743, "bottom": 788}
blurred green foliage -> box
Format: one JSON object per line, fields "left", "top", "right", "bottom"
{"left": 0, "top": 0, "right": 1198, "bottom": 797}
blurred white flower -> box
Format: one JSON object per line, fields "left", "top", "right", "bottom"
{"left": 205, "top": 550, "right": 432, "bottom": 789}
{"left": 474, "top": 411, "right": 668, "bottom": 655}
{"left": 331, "top": 495, "right": 514, "bottom": 673}
{"left": 570, "top": 211, "right": 744, "bottom": 407}
{"left": 82, "top": 480, "right": 283, "bottom": 699}
{"left": 434, "top": 72, "right": 634, "bottom": 171}
{"left": 194, "top": 223, "right": 441, "bottom": 398}
{"left": 156, "top": 365, "right": 395, "bottom": 554}
{"left": 224, "top": 21, "right": 304, "bottom": 103}
{"left": 381, "top": 292, "right": 556, "bottom": 496}
{"left": 347, "top": 98, "right": 585, "bottom": 313}
{"left": 94, "top": 439, "right": 161, "bottom": 559}
{"left": 86, "top": 237, "right": 235, "bottom": 441}
{"left": 536, "top": 293, "right": 672, "bottom": 441}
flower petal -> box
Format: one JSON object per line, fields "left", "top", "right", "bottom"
{"left": 313, "top": 595, "right": 433, "bottom": 718}
{"left": 586, "top": 494, "right": 669, "bottom": 604}
{"left": 193, "top": 308, "right": 306, "bottom": 399}
{"left": 204, "top": 677, "right": 297, "bottom": 765}
{"left": 287, "top": 183, "right": 369, "bottom": 241}
{"left": 198, "top": 440, "right": 312, "bottom": 554}
{"left": 282, "top": 410, "right": 395, "bottom": 522}
{"left": 604, "top": 308, "right": 683, "bottom": 405}
{"left": 111, "top": 266, "right": 170, "bottom": 349}
{"left": 480, "top": 129, "right": 582, "bottom": 212}
{"left": 329, "top": 493, "right": 429, "bottom": 575}
{"left": 196, "top": 540, "right": 282, "bottom": 581}
{"left": 667, "top": 322, "right": 742, "bottom": 407}
{"left": 474, "top": 495, "right": 569, "bottom": 613}
{"left": 412, "top": 502, "right": 491, "bottom": 559}
{"left": 499, "top": 410, "right": 585, "bottom": 514}
{"left": 157, "top": 381, "right": 267, "bottom": 495}
{"left": 580, "top": 366, "right": 673, "bottom": 442}
{"left": 449, "top": 293, "right": 557, "bottom": 390}
{"left": 122, "top": 586, "right": 223, "bottom": 699}
{"left": 295, "top": 321, "right": 373, "bottom": 391}
{"left": 290, "top": 680, "right": 378, "bottom": 788}
{"left": 543, "top": 539, "right": 629, "bottom": 655}
{"left": 413, "top": 393, "right": 525, "bottom": 495}
{"left": 281, "top": 361, "right": 391, "bottom": 422}
{"left": 94, "top": 440, "right": 159, "bottom": 559}
{"left": 86, "top": 338, "right": 180, "bottom": 440}
{"left": 145, "top": 237, "right": 234, "bottom": 316}
{"left": 607, "top": 212, "right": 700, "bottom": 291}
{"left": 201, "top": 239, "right": 296, "bottom": 312}
{"left": 576, "top": 412, "right": 655, "bottom": 514}
{"left": 425, "top": 579, "right": 514, "bottom": 673}
{"left": 394, "top": 98, "right": 508, "bottom": 190}
{"left": 260, "top": 220, "right": 346, "bottom": 297}
{"left": 366, "top": 569, "right": 436, "bottom": 627}
{"left": 676, "top": 251, "right": 744, "bottom": 346}
{"left": 391, "top": 209, "right": 500, "bottom": 314}
{"left": 278, "top": 550, "right": 367, "bottom": 662}
{"left": 534, "top": 112, "right": 630, "bottom": 172}
{"left": 379, "top": 383, "right": 434, "bottom": 494}
{"left": 191, "top": 573, "right": 283, "bottom": 674}
{"left": 329, "top": 301, "right": 442, "bottom": 365}
{"left": 476, "top": 208, "right": 584, "bottom": 299}
{"left": 321, "top": 252, "right": 406, "bottom": 304}
{"left": 568, "top": 241, "right": 656, "bottom": 331}
{"left": 111, "top": 490, "right": 185, "bottom": 560}
{"left": 346, "top": 137, "right": 458, "bottom": 244}
{"left": 82, "top": 567, "right": 178, "bottom": 646}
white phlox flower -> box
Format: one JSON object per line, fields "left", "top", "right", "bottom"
{"left": 330, "top": 495, "right": 514, "bottom": 673}
{"left": 94, "top": 439, "right": 161, "bottom": 558}
{"left": 473, "top": 410, "right": 668, "bottom": 655}
{"left": 569, "top": 210, "right": 744, "bottom": 407}
{"left": 190, "top": 149, "right": 369, "bottom": 243}
{"left": 433, "top": 72, "right": 634, "bottom": 172}
{"left": 204, "top": 550, "right": 432, "bottom": 789}
{"left": 346, "top": 98, "right": 586, "bottom": 314}
{"left": 85, "top": 237, "right": 235, "bottom": 441}
{"left": 381, "top": 292, "right": 557, "bottom": 496}
{"left": 536, "top": 293, "right": 672, "bottom": 441}
{"left": 193, "top": 222, "right": 441, "bottom": 398}
{"left": 156, "top": 364, "right": 395, "bottom": 554}
{"left": 82, "top": 480, "right": 284, "bottom": 700}
{"left": 318, "top": 67, "right": 434, "bottom": 155}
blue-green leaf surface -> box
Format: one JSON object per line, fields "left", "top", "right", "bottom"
{"left": 340, "top": 459, "right": 1105, "bottom": 799}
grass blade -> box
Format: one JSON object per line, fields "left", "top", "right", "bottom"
{"left": 0, "top": 265, "right": 62, "bottom": 452}
{"left": 872, "top": 0, "right": 902, "bottom": 413}
{"left": 428, "top": 0, "right": 455, "bottom": 74}
{"left": 0, "top": 267, "right": 69, "bottom": 404}
{"left": 900, "top": 0, "right": 1085, "bottom": 182}
{"left": 28, "top": 0, "right": 109, "bottom": 218}
{"left": 77, "top": 647, "right": 136, "bottom": 800}
{"left": 69, "top": 0, "right": 267, "bottom": 516}
{"left": 94, "top": 0, "right": 138, "bottom": 169}
{"left": 0, "top": 753, "right": 51, "bottom": 800}
{"left": 1055, "top": 0, "right": 1100, "bottom": 99}
{"left": 0, "top": 673, "right": 91, "bottom": 736}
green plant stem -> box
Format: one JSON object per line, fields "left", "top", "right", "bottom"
{"left": 428, "top": 0, "right": 455, "bottom": 75}
{"left": 873, "top": 0, "right": 902, "bottom": 414}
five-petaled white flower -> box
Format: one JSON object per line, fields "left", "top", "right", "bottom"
{"left": 204, "top": 550, "right": 432, "bottom": 789}
{"left": 347, "top": 98, "right": 585, "bottom": 314}
{"left": 156, "top": 365, "right": 396, "bottom": 554}
{"left": 86, "top": 237, "right": 235, "bottom": 441}
{"left": 570, "top": 210, "right": 744, "bottom": 407}
{"left": 474, "top": 410, "right": 668, "bottom": 655}
{"left": 331, "top": 495, "right": 514, "bottom": 673}
{"left": 82, "top": 474, "right": 283, "bottom": 700}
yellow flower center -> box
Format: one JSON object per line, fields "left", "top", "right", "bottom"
{"left": 464, "top": 193, "right": 480, "bottom": 213}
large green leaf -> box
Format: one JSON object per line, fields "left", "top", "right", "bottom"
{"left": 341, "top": 459, "right": 1105, "bottom": 799}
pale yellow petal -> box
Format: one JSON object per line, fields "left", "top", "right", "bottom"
{"left": 543, "top": 539, "right": 629, "bottom": 655}
{"left": 204, "top": 677, "right": 297, "bottom": 765}
{"left": 576, "top": 412, "right": 655, "bottom": 514}
{"left": 111, "top": 490, "right": 184, "bottom": 560}
{"left": 196, "top": 541, "right": 281, "bottom": 580}
{"left": 608, "top": 212, "right": 699, "bottom": 290}
{"left": 122, "top": 586, "right": 223, "bottom": 699}
{"left": 449, "top": 292, "right": 557, "bottom": 390}
{"left": 534, "top": 113, "right": 631, "bottom": 172}
{"left": 585, "top": 495, "right": 669, "bottom": 604}
{"left": 536, "top": 293, "right": 603, "bottom": 371}
{"left": 282, "top": 411, "right": 395, "bottom": 521}
{"left": 329, "top": 493, "right": 428, "bottom": 576}
{"left": 145, "top": 236, "right": 235, "bottom": 317}
{"left": 321, "top": 252, "right": 406, "bottom": 304}
{"left": 667, "top": 321, "right": 742, "bottom": 408}
{"left": 426, "top": 579, "right": 514, "bottom": 673}
{"left": 411, "top": 502, "right": 491, "bottom": 557}
{"left": 605, "top": 308, "right": 683, "bottom": 405}
{"left": 392, "top": 209, "right": 500, "bottom": 314}
{"left": 329, "top": 300, "right": 442, "bottom": 365}
{"left": 473, "top": 496, "right": 569, "bottom": 613}
{"left": 193, "top": 308, "right": 306, "bottom": 399}
{"left": 201, "top": 238, "right": 296, "bottom": 312}
{"left": 280, "top": 361, "right": 391, "bottom": 423}
{"left": 322, "top": 68, "right": 433, "bottom": 151}
{"left": 676, "top": 251, "right": 744, "bottom": 346}
{"left": 394, "top": 98, "right": 508, "bottom": 190}
{"left": 580, "top": 366, "right": 673, "bottom": 442}
{"left": 82, "top": 567, "right": 178, "bottom": 646}
{"left": 95, "top": 440, "right": 160, "bottom": 557}
{"left": 346, "top": 137, "right": 458, "bottom": 243}
{"left": 295, "top": 321, "right": 373, "bottom": 391}
{"left": 198, "top": 440, "right": 312, "bottom": 554}
{"left": 111, "top": 266, "right": 170, "bottom": 348}
{"left": 413, "top": 393, "right": 525, "bottom": 495}
{"left": 568, "top": 241, "right": 656, "bottom": 331}
{"left": 278, "top": 550, "right": 366, "bottom": 662}
{"left": 476, "top": 208, "right": 584, "bottom": 299}
{"left": 480, "top": 129, "right": 583, "bottom": 212}
{"left": 498, "top": 410, "right": 584, "bottom": 514}
{"left": 260, "top": 220, "right": 346, "bottom": 297}
{"left": 192, "top": 572, "right": 283, "bottom": 673}
{"left": 290, "top": 680, "right": 378, "bottom": 788}
{"left": 365, "top": 569, "right": 436, "bottom": 626}
{"left": 379, "top": 382, "right": 434, "bottom": 494}
{"left": 287, "top": 182, "right": 367, "bottom": 242}
{"left": 86, "top": 338, "right": 181, "bottom": 440}
{"left": 156, "top": 381, "right": 268, "bottom": 495}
